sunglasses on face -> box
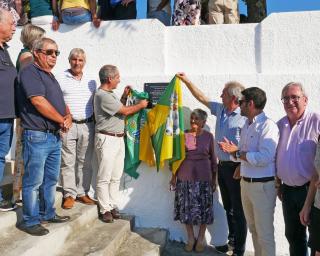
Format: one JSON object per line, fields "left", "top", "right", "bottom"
{"left": 37, "top": 49, "right": 60, "bottom": 56}
{"left": 281, "top": 95, "right": 301, "bottom": 104}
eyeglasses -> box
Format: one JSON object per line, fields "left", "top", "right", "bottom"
{"left": 37, "top": 49, "right": 60, "bottom": 56}
{"left": 281, "top": 95, "right": 301, "bottom": 104}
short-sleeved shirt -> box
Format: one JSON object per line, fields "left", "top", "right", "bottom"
{"left": 57, "top": 70, "right": 97, "bottom": 120}
{"left": 209, "top": 101, "right": 246, "bottom": 161}
{"left": 17, "top": 64, "right": 66, "bottom": 131}
{"left": 29, "top": 0, "right": 53, "bottom": 18}
{"left": 94, "top": 88, "right": 124, "bottom": 133}
{"left": 0, "top": 43, "right": 17, "bottom": 119}
{"left": 276, "top": 111, "right": 320, "bottom": 186}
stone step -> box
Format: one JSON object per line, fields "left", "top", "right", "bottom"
{"left": 0, "top": 191, "right": 63, "bottom": 233}
{"left": 0, "top": 194, "right": 97, "bottom": 256}
{"left": 116, "top": 228, "right": 168, "bottom": 256}
{"left": 58, "top": 216, "right": 134, "bottom": 256}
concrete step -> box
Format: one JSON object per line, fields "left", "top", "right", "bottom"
{"left": 0, "top": 190, "right": 63, "bottom": 233}
{"left": 116, "top": 228, "right": 168, "bottom": 256}
{"left": 0, "top": 160, "right": 14, "bottom": 186}
{"left": 58, "top": 216, "right": 134, "bottom": 256}
{"left": 0, "top": 194, "right": 97, "bottom": 256}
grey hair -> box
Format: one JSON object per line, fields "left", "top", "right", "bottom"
{"left": 281, "top": 82, "right": 307, "bottom": 98}
{"left": 32, "top": 37, "right": 57, "bottom": 52}
{"left": 225, "top": 81, "right": 245, "bottom": 103}
{"left": 68, "top": 48, "right": 86, "bottom": 62}
{"left": 20, "top": 24, "right": 45, "bottom": 49}
{"left": 191, "top": 108, "right": 208, "bottom": 122}
{"left": 99, "top": 65, "right": 119, "bottom": 84}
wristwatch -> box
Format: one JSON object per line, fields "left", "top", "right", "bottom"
{"left": 235, "top": 150, "right": 241, "bottom": 159}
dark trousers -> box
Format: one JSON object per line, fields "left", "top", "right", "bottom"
{"left": 218, "top": 161, "right": 247, "bottom": 255}
{"left": 99, "top": 1, "right": 136, "bottom": 20}
{"left": 282, "top": 183, "right": 309, "bottom": 256}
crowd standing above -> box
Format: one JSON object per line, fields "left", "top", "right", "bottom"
{"left": 0, "top": 5, "right": 319, "bottom": 256}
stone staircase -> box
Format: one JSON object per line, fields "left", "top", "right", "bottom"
{"left": 0, "top": 190, "right": 168, "bottom": 256}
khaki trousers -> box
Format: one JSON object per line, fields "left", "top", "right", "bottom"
{"left": 95, "top": 133, "right": 124, "bottom": 214}
{"left": 240, "top": 179, "right": 276, "bottom": 256}
{"left": 208, "top": 0, "right": 239, "bottom": 24}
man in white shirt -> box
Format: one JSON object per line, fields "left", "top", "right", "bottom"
{"left": 57, "top": 48, "right": 97, "bottom": 209}
{"left": 147, "top": 0, "right": 171, "bottom": 26}
{"left": 220, "top": 87, "right": 279, "bottom": 256}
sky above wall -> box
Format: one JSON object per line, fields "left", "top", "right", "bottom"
{"left": 136, "top": 0, "right": 320, "bottom": 19}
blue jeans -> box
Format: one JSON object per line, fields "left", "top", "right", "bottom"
{"left": 22, "top": 130, "right": 61, "bottom": 227}
{"left": 0, "top": 119, "right": 13, "bottom": 202}
{"left": 61, "top": 9, "right": 92, "bottom": 25}
{"left": 147, "top": 10, "right": 171, "bottom": 26}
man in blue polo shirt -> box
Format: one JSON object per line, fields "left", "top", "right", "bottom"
{"left": 0, "top": 8, "right": 17, "bottom": 211}
{"left": 17, "top": 37, "right": 72, "bottom": 236}
{"left": 176, "top": 72, "right": 247, "bottom": 256}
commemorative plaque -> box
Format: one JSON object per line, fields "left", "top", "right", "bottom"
{"left": 144, "top": 82, "right": 168, "bottom": 108}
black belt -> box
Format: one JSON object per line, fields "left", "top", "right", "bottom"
{"left": 98, "top": 131, "right": 124, "bottom": 137}
{"left": 243, "top": 176, "right": 274, "bottom": 183}
{"left": 25, "top": 129, "right": 60, "bottom": 135}
{"left": 72, "top": 116, "right": 93, "bottom": 124}
{"left": 219, "top": 161, "right": 238, "bottom": 165}
{"left": 282, "top": 182, "right": 310, "bottom": 189}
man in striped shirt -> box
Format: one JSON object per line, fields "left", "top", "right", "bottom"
{"left": 57, "top": 48, "right": 97, "bottom": 209}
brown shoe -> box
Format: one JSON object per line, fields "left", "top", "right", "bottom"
{"left": 76, "top": 195, "right": 96, "bottom": 205}
{"left": 62, "top": 196, "right": 75, "bottom": 209}
{"left": 111, "top": 208, "right": 121, "bottom": 219}
{"left": 101, "top": 211, "right": 113, "bottom": 223}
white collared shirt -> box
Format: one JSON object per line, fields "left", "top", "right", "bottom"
{"left": 238, "top": 112, "right": 279, "bottom": 178}
{"left": 57, "top": 70, "right": 97, "bottom": 120}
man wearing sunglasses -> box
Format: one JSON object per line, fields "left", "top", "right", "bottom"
{"left": 276, "top": 82, "right": 320, "bottom": 256}
{"left": 0, "top": 8, "right": 17, "bottom": 212}
{"left": 16, "top": 37, "right": 72, "bottom": 236}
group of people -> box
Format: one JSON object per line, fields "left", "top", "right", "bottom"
{"left": 0, "top": 4, "right": 319, "bottom": 256}
{"left": 171, "top": 73, "right": 320, "bottom": 256}
{"left": 0, "top": 8, "right": 147, "bottom": 236}
{"left": 0, "top": 0, "right": 240, "bottom": 29}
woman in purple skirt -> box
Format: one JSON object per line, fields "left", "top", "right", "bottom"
{"left": 170, "top": 108, "right": 217, "bottom": 252}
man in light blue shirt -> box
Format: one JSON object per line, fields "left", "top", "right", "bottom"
{"left": 176, "top": 73, "right": 247, "bottom": 255}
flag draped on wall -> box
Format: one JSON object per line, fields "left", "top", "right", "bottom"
{"left": 124, "top": 90, "right": 149, "bottom": 179}
{"left": 140, "top": 76, "right": 185, "bottom": 175}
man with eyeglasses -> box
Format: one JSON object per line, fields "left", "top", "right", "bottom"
{"left": 276, "top": 82, "right": 320, "bottom": 256}
{"left": 220, "top": 87, "right": 279, "bottom": 256}
{"left": 16, "top": 37, "right": 72, "bottom": 236}
{"left": 0, "top": 8, "right": 17, "bottom": 211}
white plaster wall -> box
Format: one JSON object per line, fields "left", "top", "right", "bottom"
{"left": 7, "top": 11, "right": 320, "bottom": 255}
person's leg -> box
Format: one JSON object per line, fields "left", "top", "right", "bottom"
{"left": 184, "top": 224, "right": 195, "bottom": 251}
{"left": 282, "top": 185, "right": 308, "bottom": 256}
{"left": 251, "top": 181, "right": 276, "bottom": 256}
{"left": 0, "top": 119, "right": 13, "bottom": 203}
{"left": 40, "top": 134, "right": 61, "bottom": 221}
{"left": 113, "top": 2, "right": 136, "bottom": 20}
{"left": 208, "top": 0, "right": 224, "bottom": 24}
{"left": 217, "top": 163, "right": 235, "bottom": 245}
{"left": 60, "top": 125, "right": 77, "bottom": 199}
{"left": 240, "top": 180, "right": 262, "bottom": 256}
{"left": 22, "top": 130, "right": 47, "bottom": 227}
{"left": 76, "top": 122, "right": 94, "bottom": 197}
{"left": 147, "top": 10, "right": 171, "bottom": 26}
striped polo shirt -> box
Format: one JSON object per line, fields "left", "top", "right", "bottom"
{"left": 57, "top": 69, "right": 97, "bottom": 120}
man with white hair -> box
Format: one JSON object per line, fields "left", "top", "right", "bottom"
{"left": 57, "top": 48, "right": 97, "bottom": 210}
{"left": 0, "top": 8, "right": 17, "bottom": 211}
{"left": 276, "top": 82, "right": 320, "bottom": 256}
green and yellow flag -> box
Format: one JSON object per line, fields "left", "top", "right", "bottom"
{"left": 139, "top": 76, "right": 185, "bottom": 175}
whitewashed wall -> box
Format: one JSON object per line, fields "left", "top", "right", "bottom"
{"left": 8, "top": 11, "right": 320, "bottom": 255}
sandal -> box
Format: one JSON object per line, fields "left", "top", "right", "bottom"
{"left": 184, "top": 239, "right": 195, "bottom": 252}
{"left": 195, "top": 240, "right": 205, "bottom": 253}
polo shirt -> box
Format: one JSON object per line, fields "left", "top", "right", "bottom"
{"left": 0, "top": 43, "right": 16, "bottom": 119}
{"left": 209, "top": 101, "right": 246, "bottom": 161}
{"left": 17, "top": 64, "right": 66, "bottom": 131}
{"left": 57, "top": 70, "right": 97, "bottom": 120}
{"left": 94, "top": 88, "right": 124, "bottom": 133}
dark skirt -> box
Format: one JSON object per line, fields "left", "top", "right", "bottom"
{"left": 174, "top": 179, "right": 213, "bottom": 225}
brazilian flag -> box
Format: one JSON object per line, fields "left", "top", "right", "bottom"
{"left": 140, "top": 76, "right": 185, "bottom": 175}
